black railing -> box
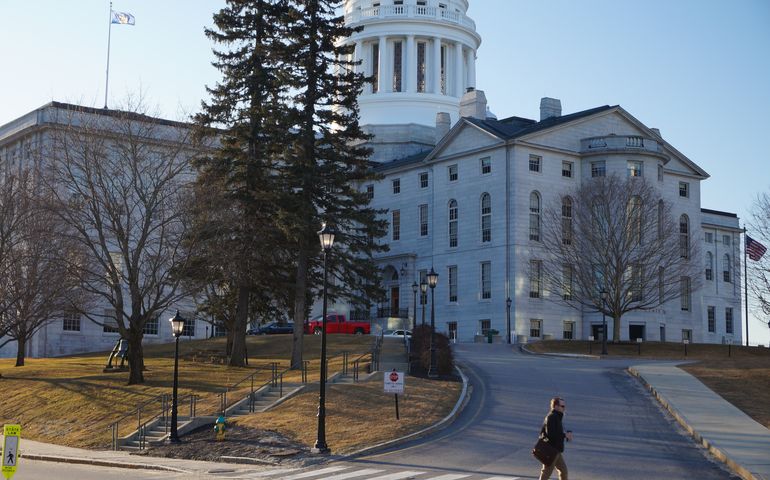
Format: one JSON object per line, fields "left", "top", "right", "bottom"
{"left": 376, "top": 307, "right": 409, "bottom": 319}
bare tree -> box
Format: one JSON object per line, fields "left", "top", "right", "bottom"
{"left": 748, "top": 190, "right": 770, "bottom": 326}
{"left": 539, "top": 175, "right": 701, "bottom": 341}
{"left": 41, "top": 100, "right": 201, "bottom": 384}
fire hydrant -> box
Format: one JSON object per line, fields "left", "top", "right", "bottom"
{"left": 214, "top": 416, "right": 226, "bottom": 441}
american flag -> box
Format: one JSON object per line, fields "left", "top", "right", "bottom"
{"left": 746, "top": 235, "right": 767, "bottom": 261}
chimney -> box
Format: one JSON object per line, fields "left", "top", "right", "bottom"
{"left": 436, "top": 112, "right": 451, "bottom": 143}
{"left": 651, "top": 127, "right": 661, "bottom": 138}
{"left": 540, "top": 97, "right": 562, "bottom": 121}
{"left": 460, "top": 88, "right": 488, "bottom": 120}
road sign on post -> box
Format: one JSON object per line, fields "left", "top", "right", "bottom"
{"left": 384, "top": 370, "right": 405, "bottom": 420}
{"left": 2, "top": 424, "right": 21, "bottom": 479}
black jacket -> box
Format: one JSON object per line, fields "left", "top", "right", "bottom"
{"left": 541, "top": 409, "right": 566, "bottom": 452}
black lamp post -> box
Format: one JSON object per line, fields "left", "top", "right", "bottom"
{"left": 411, "top": 281, "right": 418, "bottom": 333}
{"left": 420, "top": 281, "right": 427, "bottom": 327}
{"left": 312, "top": 223, "right": 335, "bottom": 454}
{"left": 168, "top": 310, "right": 185, "bottom": 443}
{"left": 600, "top": 290, "right": 608, "bottom": 355}
{"left": 427, "top": 268, "right": 439, "bottom": 378}
{"left": 506, "top": 297, "right": 512, "bottom": 344}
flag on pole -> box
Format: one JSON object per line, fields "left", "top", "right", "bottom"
{"left": 111, "top": 11, "right": 135, "bottom": 25}
{"left": 746, "top": 235, "right": 767, "bottom": 261}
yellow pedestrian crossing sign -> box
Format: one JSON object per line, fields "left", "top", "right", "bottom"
{"left": 2, "top": 424, "right": 20, "bottom": 479}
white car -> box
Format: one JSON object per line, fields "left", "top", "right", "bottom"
{"left": 383, "top": 329, "right": 412, "bottom": 339}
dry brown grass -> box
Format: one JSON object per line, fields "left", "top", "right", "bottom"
{"left": 530, "top": 340, "right": 770, "bottom": 429}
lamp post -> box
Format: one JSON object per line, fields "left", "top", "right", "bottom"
{"left": 411, "top": 281, "right": 418, "bottom": 333}
{"left": 506, "top": 297, "right": 512, "bottom": 344}
{"left": 420, "top": 281, "right": 427, "bottom": 327}
{"left": 427, "top": 268, "right": 439, "bottom": 378}
{"left": 312, "top": 223, "right": 335, "bottom": 454}
{"left": 168, "top": 310, "right": 185, "bottom": 443}
{"left": 600, "top": 290, "right": 608, "bottom": 355}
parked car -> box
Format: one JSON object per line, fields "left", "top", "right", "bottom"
{"left": 248, "top": 321, "right": 294, "bottom": 335}
{"left": 382, "top": 329, "right": 412, "bottom": 339}
{"left": 304, "top": 313, "right": 370, "bottom": 335}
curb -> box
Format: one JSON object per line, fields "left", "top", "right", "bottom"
{"left": 19, "top": 454, "right": 189, "bottom": 473}
{"left": 520, "top": 344, "right": 600, "bottom": 359}
{"left": 628, "top": 366, "right": 758, "bottom": 480}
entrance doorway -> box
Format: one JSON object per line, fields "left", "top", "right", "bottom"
{"left": 592, "top": 324, "right": 606, "bottom": 341}
{"left": 629, "top": 324, "right": 645, "bottom": 342}
{"left": 660, "top": 325, "right": 666, "bottom": 342}
{"left": 390, "top": 287, "right": 400, "bottom": 314}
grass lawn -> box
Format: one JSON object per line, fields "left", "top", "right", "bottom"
{"left": 528, "top": 340, "right": 770, "bottom": 429}
{"left": 0, "top": 334, "right": 418, "bottom": 449}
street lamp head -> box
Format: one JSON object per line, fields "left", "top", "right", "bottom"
{"left": 318, "top": 223, "right": 336, "bottom": 251}
{"left": 600, "top": 290, "right": 608, "bottom": 301}
{"left": 420, "top": 281, "right": 428, "bottom": 293}
{"left": 506, "top": 297, "right": 512, "bottom": 308}
{"left": 412, "top": 281, "right": 418, "bottom": 294}
{"left": 427, "top": 268, "right": 438, "bottom": 289}
{"left": 169, "top": 310, "right": 185, "bottom": 338}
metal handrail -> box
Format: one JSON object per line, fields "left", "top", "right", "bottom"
{"left": 109, "top": 393, "right": 199, "bottom": 450}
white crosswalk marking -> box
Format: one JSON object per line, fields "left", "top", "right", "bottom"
{"left": 322, "top": 468, "right": 386, "bottom": 479}
{"left": 425, "top": 475, "right": 472, "bottom": 480}
{"left": 274, "top": 466, "right": 351, "bottom": 479}
{"left": 480, "top": 477, "right": 520, "bottom": 480}
{"left": 366, "top": 471, "right": 427, "bottom": 480}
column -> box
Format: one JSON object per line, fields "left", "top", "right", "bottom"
{"left": 353, "top": 41, "right": 361, "bottom": 76}
{"left": 468, "top": 50, "right": 476, "bottom": 89}
{"left": 454, "top": 41, "right": 464, "bottom": 97}
{"left": 378, "top": 35, "right": 388, "bottom": 93}
{"left": 432, "top": 36, "right": 442, "bottom": 95}
{"left": 405, "top": 35, "right": 415, "bottom": 93}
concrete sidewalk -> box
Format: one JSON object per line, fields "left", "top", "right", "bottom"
{"left": 630, "top": 363, "right": 770, "bottom": 480}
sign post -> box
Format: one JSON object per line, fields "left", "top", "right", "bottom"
{"left": 2, "top": 424, "right": 21, "bottom": 479}
{"left": 384, "top": 369, "right": 405, "bottom": 420}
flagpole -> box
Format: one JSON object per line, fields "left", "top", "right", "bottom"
{"left": 744, "top": 228, "right": 750, "bottom": 346}
{"left": 104, "top": 1, "right": 113, "bottom": 109}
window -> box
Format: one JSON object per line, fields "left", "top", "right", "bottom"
{"left": 448, "top": 200, "right": 458, "bottom": 248}
{"left": 530, "top": 319, "right": 542, "bottom": 338}
{"left": 705, "top": 252, "right": 713, "bottom": 281}
{"left": 480, "top": 157, "right": 491, "bottom": 175}
{"left": 562, "top": 197, "right": 572, "bottom": 246}
{"left": 481, "top": 193, "right": 491, "bottom": 242}
{"left": 143, "top": 316, "right": 159, "bottom": 335}
{"left": 630, "top": 264, "right": 643, "bottom": 302}
{"left": 419, "top": 204, "right": 428, "bottom": 237}
{"left": 591, "top": 160, "right": 606, "bottom": 177}
{"left": 392, "top": 178, "right": 400, "bottom": 194}
{"left": 722, "top": 234, "right": 731, "bottom": 246}
{"left": 529, "top": 191, "right": 541, "bottom": 241}
{"left": 448, "top": 321, "right": 457, "bottom": 340}
{"left": 182, "top": 314, "right": 196, "bottom": 337}
{"left": 103, "top": 309, "right": 119, "bottom": 333}
{"left": 679, "top": 182, "right": 689, "bottom": 198}
{"left": 62, "top": 312, "right": 81, "bottom": 332}
{"left": 705, "top": 232, "right": 713, "bottom": 243}
{"left": 392, "top": 40, "right": 402, "bottom": 92}
{"left": 529, "top": 154, "right": 541, "bottom": 173}
{"left": 657, "top": 200, "right": 664, "bottom": 240}
{"left": 723, "top": 254, "right": 731, "bottom": 283}
{"left": 366, "top": 184, "right": 374, "bottom": 200}
{"left": 627, "top": 160, "right": 643, "bottom": 177}
{"left": 707, "top": 306, "right": 716, "bottom": 333}
{"left": 682, "top": 329, "right": 692, "bottom": 342}
{"left": 680, "top": 276, "right": 691, "bottom": 311}
{"left": 371, "top": 42, "right": 379, "bottom": 93}
{"left": 448, "top": 164, "right": 458, "bottom": 182}
{"left": 725, "top": 308, "right": 734, "bottom": 334}
{"left": 419, "top": 172, "right": 428, "bottom": 188}
{"left": 419, "top": 269, "right": 427, "bottom": 305}
{"left": 627, "top": 196, "right": 642, "bottom": 245}
{"left": 679, "top": 215, "right": 690, "bottom": 259}
{"left": 563, "top": 321, "right": 574, "bottom": 340}
{"left": 480, "top": 262, "right": 491, "bottom": 299}
{"left": 480, "top": 319, "right": 491, "bottom": 336}
{"left": 562, "top": 161, "right": 573, "bottom": 178}
{"left": 529, "top": 260, "right": 542, "bottom": 298}
{"left": 416, "top": 42, "right": 426, "bottom": 92}
{"left": 448, "top": 265, "right": 458, "bottom": 302}
{"left": 563, "top": 264, "right": 573, "bottom": 300}
{"left": 658, "top": 164, "right": 664, "bottom": 182}
{"left": 440, "top": 44, "right": 447, "bottom": 94}
{"left": 392, "top": 210, "right": 400, "bottom": 241}
{"left": 658, "top": 266, "right": 665, "bottom": 303}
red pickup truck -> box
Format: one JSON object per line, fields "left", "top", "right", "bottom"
{"left": 305, "top": 313, "right": 370, "bottom": 335}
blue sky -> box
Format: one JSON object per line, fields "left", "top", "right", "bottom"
{"left": 1, "top": 0, "right": 769, "bottom": 344}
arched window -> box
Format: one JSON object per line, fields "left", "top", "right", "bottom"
{"left": 723, "top": 254, "right": 731, "bottom": 283}
{"left": 679, "top": 214, "right": 689, "bottom": 259}
{"left": 529, "top": 191, "right": 541, "bottom": 242}
{"left": 705, "top": 252, "right": 713, "bottom": 281}
{"left": 561, "top": 196, "right": 572, "bottom": 246}
{"left": 448, "top": 199, "right": 458, "bottom": 248}
{"left": 481, "top": 193, "right": 491, "bottom": 242}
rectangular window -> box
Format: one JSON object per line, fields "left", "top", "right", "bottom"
{"left": 722, "top": 234, "right": 731, "bottom": 246}
{"left": 530, "top": 319, "right": 542, "bottom": 338}
{"left": 680, "top": 276, "right": 691, "bottom": 311}
{"left": 62, "top": 312, "right": 81, "bottom": 332}
{"left": 416, "top": 42, "right": 426, "bottom": 92}
{"left": 481, "top": 262, "right": 491, "bottom": 300}
{"left": 448, "top": 321, "right": 457, "bottom": 340}
{"left": 448, "top": 265, "right": 458, "bottom": 302}
{"left": 392, "top": 210, "right": 400, "bottom": 241}
{"left": 419, "top": 269, "right": 427, "bottom": 305}
{"left": 682, "top": 329, "right": 692, "bottom": 342}
{"left": 529, "top": 260, "right": 542, "bottom": 299}
{"left": 448, "top": 164, "right": 458, "bottom": 182}
{"left": 480, "top": 319, "right": 491, "bottom": 336}
{"left": 725, "top": 308, "right": 734, "bottom": 334}
{"left": 658, "top": 164, "right": 664, "bottom": 182}
{"left": 480, "top": 157, "right": 491, "bottom": 175}
{"left": 419, "top": 204, "right": 428, "bottom": 237}
{"left": 705, "top": 232, "right": 713, "bottom": 243}
{"left": 371, "top": 42, "right": 379, "bottom": 93}
{"left": 563, "top": 264, "right": 573, "bottom": 300}
{"left": 366, "top": 184, "right": 374, "bottom": 200}
{"left": 679, "top": 182, "right": 689, "bottom": 197}
{"left": 707, "top": 306, "right": 716, "bottom": 333}
{"left": 591, "top": 161, "right": 606, "bottom": 178}
{"left": 563, "top": 321, "right": 574, "bottom": 340}
{"left": 562, "top": 161, "right": 573, "bottom": 178}
{"left": 182, "top": 314, "right": 195, "bottom": 337}
{"left": 392, "top": 40, "right": 402, "bottom": 92}
{"left": 103, "top": 309, "right": 119, "bottom": 333}
{"left": 440, "top": 44, "right": 447, "bottom": 94}
{"left": 392, "top": 178, "right": 400, "bottom": 194}
{"left": 143, "top": 316, "right": 159, "bottom": 335}
{"left": 449, "top": 202, "right": 458, "bottom": 248}
{"left": 529, "top": 154, "right": 541, "bottom": 173}
{"left": 627, "top": 160, "right": 643, "bottom": 177}
{"left": 419, "top": 172, "right": 429, "bottom": 188}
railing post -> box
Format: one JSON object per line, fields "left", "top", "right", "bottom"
{"left": 303, "top": 360, "right": 309, "bottom": 383}
{"left": 280, "top": 373, "right": 283, "bottom": 397}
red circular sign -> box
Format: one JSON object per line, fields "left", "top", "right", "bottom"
{"left": 389, "top": 371, "right": 399, "bottom": 382}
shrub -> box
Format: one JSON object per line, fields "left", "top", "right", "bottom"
{"left": 409, "top": 324, "right": 454, "bottom": 376}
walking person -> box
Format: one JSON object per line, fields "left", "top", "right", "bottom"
{"left": 539, "top": 396, "right": 572, "bottom": 480}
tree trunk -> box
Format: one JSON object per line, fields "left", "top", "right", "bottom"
{"left": 290, "top": 249, "right": 309, "bottom": 370}
{"left": 613, "top": 316, "right": 621, "bottom": 342}
{"left": 228, "top": 284, "right": 250, "bottom": 367}
{"left": 15, "top": 336, "right": 26, "bottom": 367}
{"left": 127, "top": 331, "right": 145, "bottom": 385}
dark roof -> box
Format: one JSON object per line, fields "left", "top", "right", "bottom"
{"left": 373, "top": 150, "right": 430, "bottom": 172}
{"left": 45, "top": 101, "right": 193, "bottom": 129}
{"left": 468, "top": 105, "right": 616, "bottom": 141}
{"left": 701, "top": 208, "right": 738, "bottom": 218}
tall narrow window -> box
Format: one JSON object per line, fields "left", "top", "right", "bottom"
{"left": 480, "top": 157, "right": 491, "bottom": 174}
{"left": 563, "top": 264, "right": 573, "bottom": 300}
{"left": 658, "top": 266, "right": 665, "bottom": 303}
{"left": 419, "top": 172, "right": 429, "bottom": 188}
{"left": 705, "top": 252, "right": 713, "bottom": 280}
{"left": 448, "top": 265, "right": 458, "bottom": 302}
{"left": 562, "top": 161, "right": 573, "bottom": 178}
{"left": 419, "top": 204, "right": 428, "bottom": 237}
{"left": 630, "top": 264, "right": 643, "bottom": 301}
{"left": 440, "top": 44, "right": 447, "bottom": 94}
{"left": 679, "top": 182, "right": 689, "bottom": 198}
{"left": 529, "top": 154, "right": 541, "bottom": 173}
{"left": 530, "top": 319, "right": 542, "bottom": 338}
{"left": 448, "top": 164, "right": 458, "bottom": 181}
{"left": 562, "top": 196, "right": 572, "bottom": 246}
{"left": 481, "top": 262, "right": 491, "bottom": 299}
{"left": 679, "top": 214, "right": 689, "bottom": 259}
{"left": 392, "top": 178, "right": 400, "bottom": 194}
{"left": 392, "top": 210, "right": 400, "bottom": 241}
{"left": 529, "top": 191, "right": 541, "bottom": 242}
{"left": 627, "top": 160, "right": 643, "bottom": 177}
{"left": 392, "top": 40, "right": 403, "bottom": 92}
{"left": 563, "top": 322, "right": 574, "bottom": 340}
{"left": 591, "top": 160, "right": 606, "bottom": 177}
{"left": 657, "top": 200, "right": 664, "bottom": 240}
{"left": 627, "top": 196, "right": 642, "bottom": 245}
{"left": 723, "top": 234, "right": 731, "bottom": 246}
{"left": 481, "top": 193, "right": 491, "bottom": 242}
{"left": 707, "top": 306, "right": 716, "bottom": 333}
{"left": 448, "top": 199, "right": 458, "bottom": 248}
{"left": 529, "top": 260, "right": 542, "bottom": 298}
{"left": 723, "top": 254, "right": 731, "bottom": 283}
{"left": 416, "top": 42, "right": 426, "bottom": 92}
{"left": 725, "top": 308, "right": 734, "bottom": 334}
{"left": 371, "top": 42, "right": 380, "bottom": 93}
{"left": 366, "top": 184, "right": 374, "bottom": 200}
{"left": 680, "top": 276, "right": 691, "bottom": 311}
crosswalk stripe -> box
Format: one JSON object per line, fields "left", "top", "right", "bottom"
{"left": 322, "top": 468, "right": 386, "bottom": 480}
{"left": 366, "top": 471, "right": 427, "bottom": 480}
{"left": 480, "top": 477, "right": 520, "bottom": 480}
{"left": 424, "top": 475, "right": 471, "bottom": 480}
{"left": 275, "top": 466, "right": 351, "bottom": 479}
